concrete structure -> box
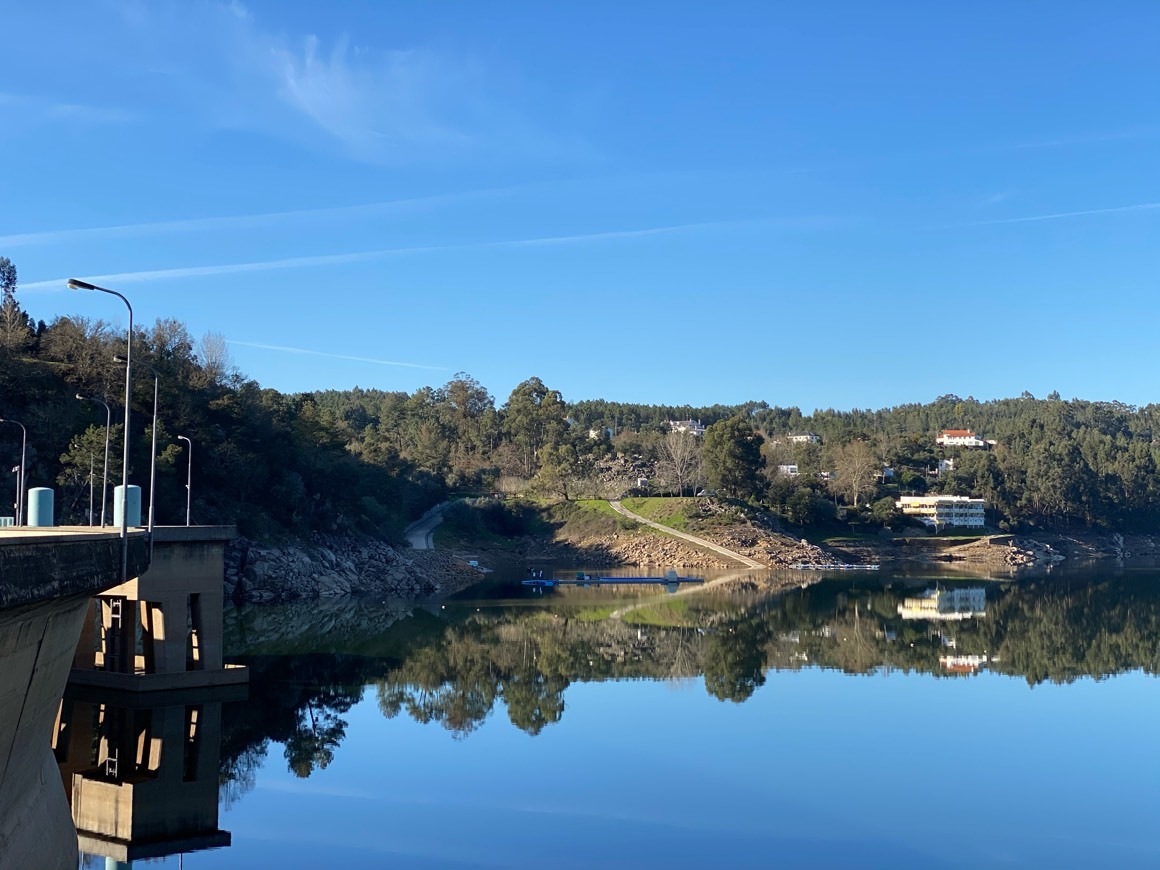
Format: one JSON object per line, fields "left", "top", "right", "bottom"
{"left": 0, "top": 528, "right": 150, "bottom": 869}
{"left": 898, "top": 587, "right": 987, "bottom": 620}
{"left": 54, "top": 682, "right": 241, "bottom": 863}
{"left": 897, "top": 495, "right": 985, "bottom": 529}
{"left": 668, "top": 419, "right": 706, "bottom": 437}
{"left": 936, "top": 429, "right": 988, "bottom": 449}
{"left": 71, "top": 525, "right": 246, "bottom": 691}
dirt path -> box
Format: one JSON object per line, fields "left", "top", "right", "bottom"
{"left": 606, "top": 568, "right": 758, "bottom": 620}
{"left": 608, "top": 500, "right": 765, "bottom": 569}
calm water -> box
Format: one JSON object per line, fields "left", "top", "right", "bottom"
{"left": 68, "top": 565, "right": 1159, "bottom": 868}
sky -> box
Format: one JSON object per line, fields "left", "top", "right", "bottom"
{"left": 2, "top": 1, "right": 1159, "bottom": 412}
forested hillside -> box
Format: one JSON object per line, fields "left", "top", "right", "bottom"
{"left": 4, "top": 254, "right": 1160, "bottom": 538}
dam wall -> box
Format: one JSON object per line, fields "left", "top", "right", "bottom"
{"left": 0, "top": 530, "right": 149, "bottom": 869}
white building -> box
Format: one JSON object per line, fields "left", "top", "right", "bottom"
{"left": 787, "top": 432, "right": 821, "bottom": 444}
{"left": 898, "top": 587, "right": 987, "bottom": 620}
{"left": 940, "top": 654, "right": 989, "bottom": 673}
{"left": 777, "top": 464, "right": 800, "bottom": 477}
{"left": 669, "top": 419, "right": 706, "bottom": 437}
{"left": 936, "top": 429, "right": 988, "bottom": 449}
{"left": 897, "top": 495, "right": 985, "bottom": 528}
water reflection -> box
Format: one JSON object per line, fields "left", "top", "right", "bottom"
{"left": 54, "top": 683, "right": 244, "bottom": 866}
{"left": 216, "top": 569, "right": 1160, "bottom": 794}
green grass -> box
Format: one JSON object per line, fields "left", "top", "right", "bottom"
{"left": 572, "top": 605, "right": 617, "bottom": 621}
{"left": 621, "top": 497, "right": 694, "bottom": 531}
{"left": 547, "top": 499, "right": 640, "bottom": 538}
{"left": 620, "top": 597, "right": 692, "bottom": 627}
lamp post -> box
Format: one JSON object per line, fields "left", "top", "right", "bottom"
{"left": 0, "top": 418, "right": 26, "bottom": 526}
{"left": 115, "top": 355, "right": 158, "bottom": 550}
{"left": 89, "top": 451, "right": 95, "bottom": 526}
{"left": 76, "top": 394, "right": 111, "bottom": 527}
{"left": 69, "top": 279, "right": 132, "bottom": 583}
{"left": 177, "top": 435, "right": 191, "bottom": 526}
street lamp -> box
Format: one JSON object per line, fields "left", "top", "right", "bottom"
{"left": 69, "top": 278, "right": 132, "bottom": 583}
{"left": 115, "top": 355, "right": 158, "bottom": 549}
{"left": 76, "top": 394, "right": 111, "bottom": 527}
{"left": 178, "top": 435, "right": 192, "bottom": 526}
{"left": 0, "top": 418, "right": 25, "bottom": 525}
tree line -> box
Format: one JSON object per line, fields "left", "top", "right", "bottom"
{"left": 5, "top": 253, "right": 1160, "bottom": 534}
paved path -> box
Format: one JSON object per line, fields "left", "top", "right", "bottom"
{"left": 404, "top": 501, "right": 453, "bottom": 550}
{"left": 608, "top": 500, "right": 765, "bottom": 569}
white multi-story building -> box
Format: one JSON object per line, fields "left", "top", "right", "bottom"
{"left": 898, "top": 587, "right": 987, "bottom": 620}
{"left": 669, "top": 419, "right": 706, "bottom": 437}
{"left": 787, "top": 432, "right": 821, "bottom": 444}
{"left": 896, "top": 495, "right": 985, "bottom": 528}
{"left": 936, "top": 429, "right": 988, "bottom": 448}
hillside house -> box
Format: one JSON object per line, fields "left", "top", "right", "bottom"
{"left": 897, "top": 495, "right": 985, "bottom": 528}
{"left": 936, "top": 429, "right": 988, "bottom": 449}
{"left": 669, "top": 419, "right": 706, "bottom": 437}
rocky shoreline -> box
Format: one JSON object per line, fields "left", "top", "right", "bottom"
{"left": 225, "top": 533, "right": 484, "bottom": 603}
{"left": 222, "top": 523, "right": 1160, "bottom": 604}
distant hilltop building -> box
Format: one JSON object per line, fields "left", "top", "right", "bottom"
{"left": 940, "top": 654, "right": 989, "bottom": 673}
{"left": 777, "top": 464, "right": 800, "bottom": 476}
{"left": 668, "top": 419, "right": 706, "bottom": 437}
{"left": 898, "top": 587, "right": 987, "bottom": 621}
{"left": 936, "top": 429, "right": 992, "bottom": 449}
{"left": 787, "top": 432, "right": 821, "bottom": 444}
{"left": 897, "top": 495, "right": 985, "bottom": 528}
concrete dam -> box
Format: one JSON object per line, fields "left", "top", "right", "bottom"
{"left": 0, "top": 526, "right": 243, "bottom": 869}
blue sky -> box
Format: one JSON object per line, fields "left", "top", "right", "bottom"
{"left": 3, "top": 1, "right": 1158, "bottom": 411}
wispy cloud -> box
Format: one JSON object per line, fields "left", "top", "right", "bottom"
{"left": 0, "top": 186, "right": 513, "bottom": 249}
{"left": 114, "top": 1, "right": 571, "bottom": 163}
{"left": 997, "top": 128, "right": 1160, "bottom": 152}
{"left": 0, "top": 91, "right": 132, "bottom": 127}
{"left": 228, "top": 340, "right": 447, "bottom": 371}
{"left": 963, "top": 201, "right": 1160, "bottom": 227}
{"left": 21, "top": 216, "right": 815, "bottom": 291}
{"left": 979, "top": 192, "right": 1012, "bottom": 208}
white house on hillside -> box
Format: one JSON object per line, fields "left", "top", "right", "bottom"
{"left": 669, "top": 419, "right": 706, "bottom": 437}
{"left": 936, "top": 429, "right": 988, "bottom": 449}
{"left": 787, "top": 432, "right": 821, "bottom": 444}
{"left": 777, "top": 464, "right": 800, "bottom": 477}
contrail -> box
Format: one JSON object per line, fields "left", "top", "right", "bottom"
{"left": 19, "top": 218, "right": 775, "bottom": 291}
{"left": 227, "top": 340, "right": 448, "bottom": 371}
{"left": 964, "top": 201, "right": 1160, "bottom": 226}
{"left": 0, "top": 185, "right": 517, "bottom": 249}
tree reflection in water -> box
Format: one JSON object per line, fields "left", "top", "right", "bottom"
{"left": 218, "top": 572, "right": 1160, "bottom": 795}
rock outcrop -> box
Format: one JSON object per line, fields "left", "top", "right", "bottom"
{"left": 225, "top": 533, "right": 483, "bottom": 602}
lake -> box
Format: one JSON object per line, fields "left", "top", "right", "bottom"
{"left": 61, "top": 564, "right": 1159, "bottom": 868}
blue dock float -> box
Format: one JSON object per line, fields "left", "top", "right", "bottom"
{"left": 523, "top": 570, "right": 704, "bottom": 589}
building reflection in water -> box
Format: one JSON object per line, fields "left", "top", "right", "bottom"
{"left": 54, "top": 682, "right": 244, "bottom": 866}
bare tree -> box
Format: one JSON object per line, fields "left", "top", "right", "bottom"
{"left": 198, "top": 331, "right": 237, "bottom": 385}
{"left": 658, "top": 430, "right": 703, "bottom": 496}
{"left": 830, "top": 440, "right": 879, "bottom": 508}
